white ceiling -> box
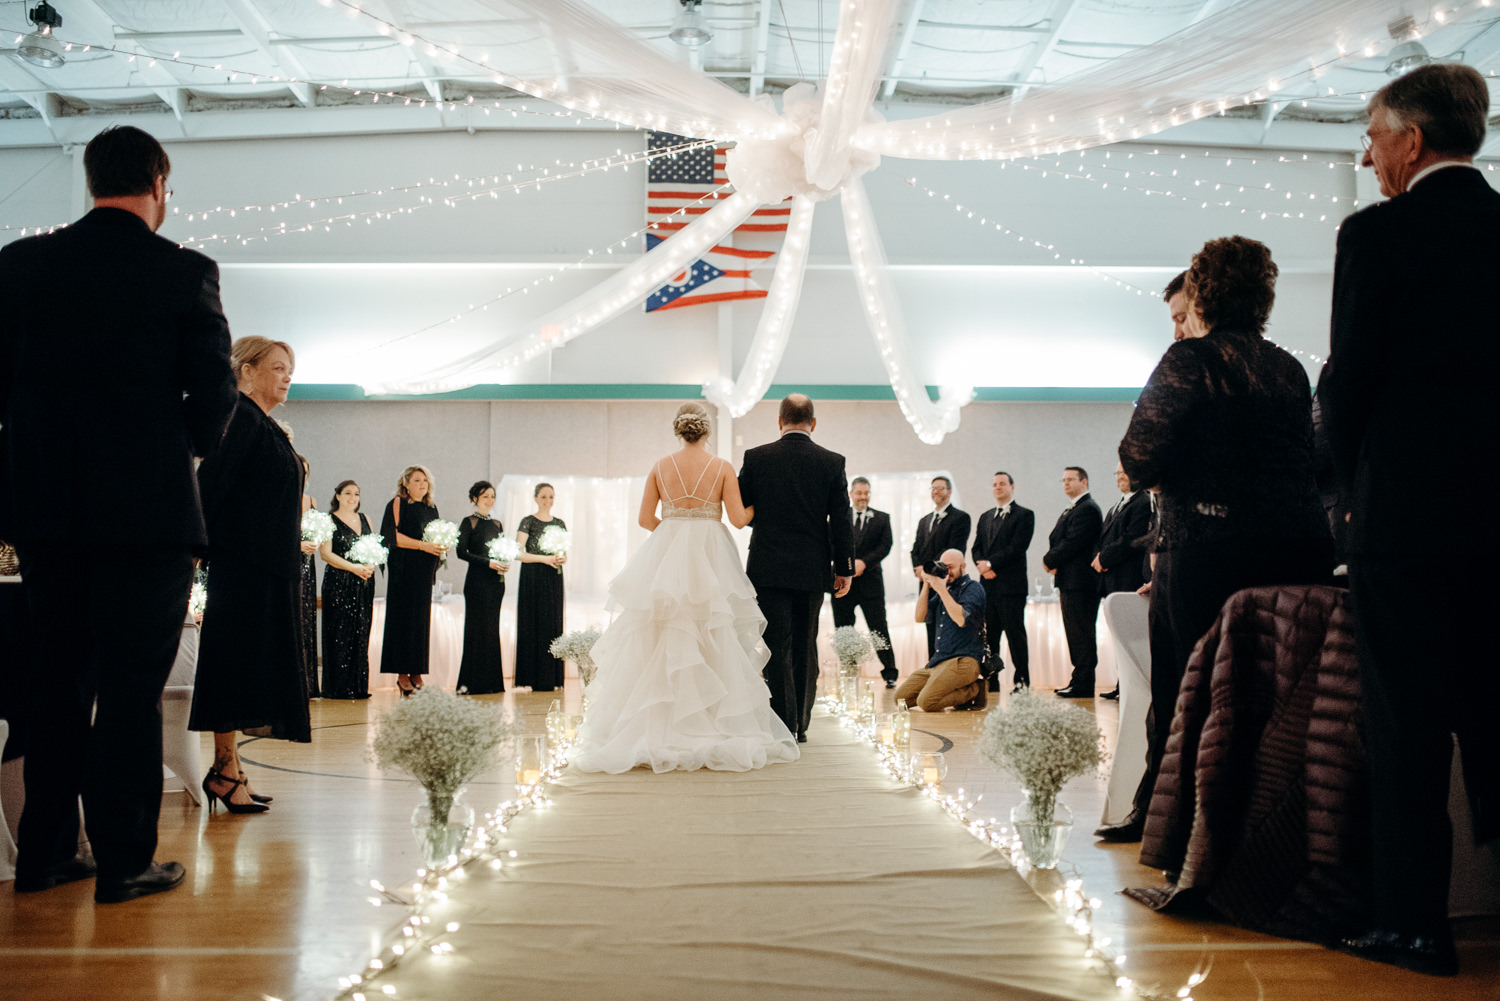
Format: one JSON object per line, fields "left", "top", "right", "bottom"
{"left": 1, "top": 0, "right": 1498, "bottom": 150}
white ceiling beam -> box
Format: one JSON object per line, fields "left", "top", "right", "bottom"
{"left": 49, "top": 0, "right": 200, "bottom": 131}
{"left": 749, "top": 0, "right": 774, "bottom": 97}
{"left": 882, "top": 0, "right": 928, "bottom": 100}
{"left": 364, "top": 0, "right": 446, "bottom": 107}
{"left": 0, "top": 57, "right": 61, "bottom": 140}
{"left": 217, "top": 0, "right": 316, "bottom": 107}
{"left": 1009, "top": 0, "right": 1087, "bottom": 105}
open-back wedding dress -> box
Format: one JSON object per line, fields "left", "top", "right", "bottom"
{"left": 572, "top": 455, "right": 800, "bottom": 773}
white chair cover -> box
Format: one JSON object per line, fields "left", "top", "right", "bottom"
{"left": 0, "top": 719, "right": 16, "bottom": 879}
{"left": 1100, "top": 591, "right": 1151, "bottom": 827}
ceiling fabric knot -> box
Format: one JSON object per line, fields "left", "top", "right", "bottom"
{"left": 726, "top": 84, "right": 884, "bottom": 205}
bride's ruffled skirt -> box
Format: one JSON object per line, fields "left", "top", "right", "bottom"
{"left": 571, "top": 518, "right": 799, "bottom": 773}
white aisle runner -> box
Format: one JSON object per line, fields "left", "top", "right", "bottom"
{"left": 376, "top": 715, "right": 1117, "bottom": 1001}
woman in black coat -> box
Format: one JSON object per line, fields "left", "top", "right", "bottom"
{"left": 192, "top": 337, "right": 311, "bottom": 814}
{"left": 455, "top": 480, "right": 511, "bottom": 694}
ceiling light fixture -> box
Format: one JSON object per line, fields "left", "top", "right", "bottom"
{"left": 669, "top": 0, "right": 712, "bottom": 48}
{"left": 18, "top": 2, "right": 65, "bottom": 69}
{"left": 1384, "top": 40, "right": 1431, "bottom": 77}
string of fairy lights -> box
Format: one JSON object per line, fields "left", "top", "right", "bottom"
{"left": 820, "top": 686, "right": 1207, "bottom": 1001}
{"left": 0, "top": 139, "right": 716, "bottom": 243}
{"left": 362, "top": 181, "right": 735, "bottom": 355}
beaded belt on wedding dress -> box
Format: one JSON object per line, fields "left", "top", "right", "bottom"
{"left": 662, "top": 503, "right": 722, "bottom": 520}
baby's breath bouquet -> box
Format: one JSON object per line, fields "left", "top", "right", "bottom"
{"left": 831, "top": 625, "right": 890, "bottom": 672}
{"left": 979, "top": 689, "right": 1105, "bottom": 829}
{"left": 301, "top": 509, "right": 335, "bottom": 544}
{"left": 348, "top": 535, "right": 389, "bottom": 567}
{"left": 370, "top": 687, "right": 519, "bottom": 823}
{"left": 536, "top": 525, "right": 572, "bottom": 574}
{"left": 549, "top": 627, "right": 603, "bottom": 685}
{"left": 422, "top": 519, "right": 460, "bottom": 549}
{"left": 189, "top": 568, "right": 209, "bottom": 617}
{"left": 487, "top": 536, "right": 520, "bottom": 581}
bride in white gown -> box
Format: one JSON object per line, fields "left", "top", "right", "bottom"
{"left": 572, "top": 403, "right": 800, "bottom": 773}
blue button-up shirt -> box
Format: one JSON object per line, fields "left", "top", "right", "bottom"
{"left": 924, "top": 573, "right": 987, "bottom": 669}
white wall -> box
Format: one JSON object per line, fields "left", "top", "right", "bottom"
{"left": 7, "top": 127, "right": 1477, "bottom": 393}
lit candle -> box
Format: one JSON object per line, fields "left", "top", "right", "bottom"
{"left": 922, "top": 766, "right": 940, "bottom": 786}
{"left": 518, "top": 767, "right": 541, "bottom": 787}
{"left": 878, "top": 725, "right": 895, "bottom": 746}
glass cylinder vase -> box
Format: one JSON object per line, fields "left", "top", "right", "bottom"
{"left": 1009, "top": 794, "right": 1074, "bottom": 870}
{"left": 410, "top": 788, "right": 475, "bottom": 866}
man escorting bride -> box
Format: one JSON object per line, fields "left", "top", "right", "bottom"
{"left": 573, "top": 395, "right": 854, "bottom": 773}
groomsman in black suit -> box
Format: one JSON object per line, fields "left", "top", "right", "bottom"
{"left": 1, "top": 126, "right": 237, "bottom": 903}
{"left": 909, "top": 475, "right": 970, "bottom": 658}
{"left": 972, "top": 472, "right": 1033, "bottom": 693}
{"left": 832, "top": 477, "right": 898, "bottom": 688}
{"left": 1043, "top": 467, "right": 1103, "bottom": 698}
{"left": 740, "top": 395, "right": 854, "bottom": 742}
{"left": 1319, "top": 64, "right": 1497, "bottom": 976}
{"left": 1091, "top": 463, "right": 1152, "bottom": 700}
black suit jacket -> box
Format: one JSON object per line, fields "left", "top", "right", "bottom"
{"left": 1094, "top": 491, "right": 1151, "bottom": 594}
{"left": 1319, "top": 167, "right": 1500, "bottom": 558}
{"left": 847, "top": 507, "right": 892, "bottom": 601}
{"left": 972, "top": 503, "right": 1033, "bottom": 596}
{"left": 0, "top": 208, "right": 236, "bottom": 546}
{"left": 739, "top": 433, "right": 854, "bottom": 593}
{"left": 1043, "top": 495, "right": 1103, "bottom": 591}
{"left": 910, "top": 505, "right": 971, "bottom": 572}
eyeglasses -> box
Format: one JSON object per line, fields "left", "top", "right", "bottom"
{"left": 1359, "top": 134, "right": 1373, "bottom": 152}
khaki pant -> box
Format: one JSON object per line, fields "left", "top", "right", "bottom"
{"left": 894, "top": 656, "right": 984, "bottom": 712}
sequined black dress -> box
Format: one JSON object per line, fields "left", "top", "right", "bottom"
{"left": 298, "top": 509, "right": 320, "bottom": 698}
{"left": 321, "top": 512, "right": 375, "bottom": 699}
{"left": 513, "top": 514, "right": 566, "bottom": 691}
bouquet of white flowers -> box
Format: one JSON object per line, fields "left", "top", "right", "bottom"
{"left": 301, "top": 509, "right": 335, "bottom": 544}
{"left": 831, "top": 625, "right": 890, "bottom": 672}
{"left": 422, "top": 519, "right": 460, "bottom": 549}
{"left": 348, "top": 535, "right": 389, "bottom": 567}
{"left": 979, "top": 689, "right": 1105, "bottom": 827}
{"left": 549, "top": 627, "right": 603, "bottom": 685}
{"left": 487, "top": 536, "right": 520, "bottom": 581}
{"left": 189, "top": 575, "right": 208, "bottom": 617}
{"left": 370, "top": 687, "right": 519, "bottom": 822}
{"left": 536, "top": 524, "right": 572, "bottom": 575}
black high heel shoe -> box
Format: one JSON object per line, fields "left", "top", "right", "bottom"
{"left": 202, "top": 769, "right": 270, "bottom": 815}
{"left": 397, "top": 676, "right": 416, "bottom": 698}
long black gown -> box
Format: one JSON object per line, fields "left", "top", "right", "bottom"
{"left": 455, "top": 514, "right": 506, "bottom": 694}
{"left": 513, "top": 514, "right": 566, "bottom": 691}
{"left": 321, "top": 512, "right": 375, "bottom": 699}
{"left": 379, "top": 498, "right": 440, "bottom": 678}
{"left": 298, "top": 511, "right": 320, "bottom": 698}
{"left": 191, "top": 393, "right": 312, "bottom": 742}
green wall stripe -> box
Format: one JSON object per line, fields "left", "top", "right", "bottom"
{"left": 288, "top": 384, "right": 1143, "bottom": 403}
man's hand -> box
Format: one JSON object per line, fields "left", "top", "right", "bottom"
{"left": 912, "top": 565, "right": 923, "bottom": 579}
{"left": 1046, "top": 566, "right": 1057, "bottom": 575}
{"left": 919, "top": 569, "right": 948, "bottom": 592}
{"left": 1136, "top": 580, "right": 1152, "bottom": 596}
{"left": 854, "top": 559, "right": 866, "bottom": 577}
{"left": 1090, "top": 554, "right": 1104, "bottom": 573}
{"left": 833, "top": 575, "right": 852, "bottom": 598}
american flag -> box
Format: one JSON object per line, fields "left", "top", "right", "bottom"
{"left": 644, "top": 131, "right": 787, "bottom": 313}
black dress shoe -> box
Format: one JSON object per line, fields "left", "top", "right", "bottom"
{"left": 1093, "top": 815, "right": 1145, "bottom": 842}
{"left": 884, "top": 681, "right": 896, "bottom": 690}
{"left": 14, "top": 854, "right": 98, "bottom": 893}
{"left": 1339, "top": 929, "right": 1458, "bottom": 976}
{"left": 796, "top": 733, "right": 807, "bottom": 743}
{"left": 986, "top": 676, "right": 1001, "bottom": 692}
{"left": 1053, "top": 686, "right": 1094, "bottom": 698}
{"left": 94, "top": 861, "right": 186, "bottom": 904}
{"left": 1011, "top": 682, "right": 1029, "bottom": 694}
{"left": 1100, "top": 687, "right": 1120, "bottom": 701}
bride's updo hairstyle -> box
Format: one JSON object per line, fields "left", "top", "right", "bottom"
{"left": 672, "top": 402, "right": 711, "bottom": 444}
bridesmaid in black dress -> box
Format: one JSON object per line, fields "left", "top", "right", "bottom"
{"left": 379, "top": 466, "right": 447, "bottom": 695}
{"left": 192, "top": 337, "right": 311, "bottom": 814}
{"left": 514, "top": 482, "right": 568, "bottom": 692}
{"left": 296, "top": 455, "right": 320, "bottom": 699}
{"left": 455, "top": 481, "right": 512, "bottom": 694}
{"left": 319, "top": 479, "right": 376, "bottom": 699}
